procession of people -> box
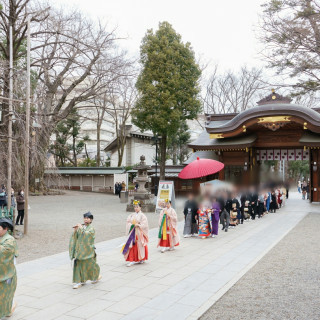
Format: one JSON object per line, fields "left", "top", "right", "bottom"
{"left": 182, "top": 185, "right": 287, "bottom": 236}
{"left": 0, "top": 181, "right": 289, "bottom": 318}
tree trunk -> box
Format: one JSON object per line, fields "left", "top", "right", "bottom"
{"left": 118, "top": 148, "right": 123, "bottom": 167}
{"left": 117, "top": 136, "right": 124, "bottom": 167}
{"left": 172, "top": 145, "right": 177, "bottom": 165}
{"left": 96, "top": 122, "right": 101, "bottom": 167}
{"left": 117, "top": 127, "right": 127, "bottom": 167}
{"left": 72, "top": 137, "right": 77, "bottom": 167}
{"left": 84, "top": 144, "right": 89, "bottom": 160}
{"left": 160, "top": 134, "right": 167, "bottom": 180}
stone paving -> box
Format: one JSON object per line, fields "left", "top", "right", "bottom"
{"left": 11, "top": 193, "right": 314, "bottom": 320}
{"left": 16, "top": 191, "right": 184, "bottom": 263}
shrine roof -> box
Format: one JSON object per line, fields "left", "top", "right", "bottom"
{"left": 184, "top": 150, "right": 218, "bottom": 164}
{"left": 205, "top": 103, "right": 320, "bottom": 136}
{"left": 45, "top": 167, "right": 126, "bottom": 175}
{"left": 299, "top": 132, "right": 320, "bottom": 146}
{"left": 189, "top": 130, "right": 256, "bottom": 150}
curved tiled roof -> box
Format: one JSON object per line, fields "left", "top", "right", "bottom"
{"left": 189, "top": 131, "right": 256, "bottom": 150}
{"left": 206, "top": 103, "right": 320, "bottom": 135}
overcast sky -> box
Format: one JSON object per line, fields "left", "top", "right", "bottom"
{"left": 55, "top": 0, "right": 267, "bottom": 75}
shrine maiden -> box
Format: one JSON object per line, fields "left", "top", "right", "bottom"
{"left": 158, "top": 200, "right": 180, "bottom": 252}
{"left": 121, "top": 201, "right": 149, "bottom": 267}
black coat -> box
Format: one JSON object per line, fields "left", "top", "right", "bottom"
{"left": 225, "top": 198, "right": 233, "bottom": 213}
{"left": 240, "top": 194, "right": 251, "bottom": 208}
{"left": 217, "top": 197, "right": 225, "bottom": 212}
{"left": 250, "top": 192, "right": 258, "bottom": 206}
{"left": 183, "top": 200, "right": 198, "bottom": 223}
{"left": 270, "top": 194, "right": 277, "bottom": 210}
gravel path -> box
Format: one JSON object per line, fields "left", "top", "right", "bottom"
{"left": 200, "top": 213, "right": 320, "bottom": 320}
{"left": 15, "top": 191, "right": 185, "bottom": 263}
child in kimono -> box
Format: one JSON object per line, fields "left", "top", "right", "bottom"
{"left": 69, "top": 212, "right": 101, "bottom": 289}
{"left": 0, "top": 218, "right": 18, "bottom": 318}
{"left": 122, "top": 201, "right": 149, "bottom": 267}
{"left": 158, "top": 200, "right": 180, "bottom": 253}
{"left": 198, "top": 202, "right": 211, "bottom": 238}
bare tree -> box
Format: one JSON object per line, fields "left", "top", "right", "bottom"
{"left": 0, "top": 0, "right": 128, "bottom": 187}
{"left": 259, "top": 0, "right": 320, "bottom": 96}
{"left": 107, "top": 75, "right": 137, "bottom": 167}
{"left": 75, "top": 59, "right": 135, "bottom": 167}
{"left": 203, "top": 66, "right": 268, "bottom": 114}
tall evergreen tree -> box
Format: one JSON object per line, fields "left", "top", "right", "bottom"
{"left": 132, "top": 21, "right": 201, "bottom": 179}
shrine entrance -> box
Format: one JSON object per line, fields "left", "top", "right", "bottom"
{"left": 188, "top": 91, "right": 320, "bottom": 202}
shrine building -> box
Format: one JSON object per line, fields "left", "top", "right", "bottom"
{"left": 187, "top": 91, "right": 320, "bottom": 202}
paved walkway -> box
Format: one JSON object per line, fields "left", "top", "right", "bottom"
{"left": 200, "top": 212, "right": 320, "bottom": 320}
{"left": 12, "top": 193, "right": 315, "bottom": 320}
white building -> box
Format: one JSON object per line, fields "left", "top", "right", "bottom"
{"left": 104, "top": 125, "right": 156, "bottom": 167}
{"left": 77, "top": 107, "right": 116, "bottom": 163}
{"left": 104, "top": 115, "right": 206, "bottom": 167}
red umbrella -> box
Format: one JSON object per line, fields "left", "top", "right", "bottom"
{"left": 178, "top": 157, "right": 224, "bottom": 179}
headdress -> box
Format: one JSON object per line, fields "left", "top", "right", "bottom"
{"left": 133, "top": 200, "right": 141, "bottom": 206}
{"left": 83, "top": 212, "right": 93, "bottom": 220}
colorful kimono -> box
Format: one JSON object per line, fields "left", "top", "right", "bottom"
{"left": 198, "top": 208, "right": 211, "bottom": 238}
{"left": 122, "top": 211, "right": 149, "bottom": 262}
{"left": 158, "top": 207, "right": 180, "bottom": 248}
{"left": 0, "top": 232, "right": 18, "bottom": 318}
{"left": 69, "top": 224, "right": 100, "bottom": 284}
{"left": 211, "top": 202, "right": 220, "bottom": 236}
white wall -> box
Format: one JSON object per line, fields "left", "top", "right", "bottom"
{"left": 129, "top": 137, "right": 155, "bottom": 166}
{"left": 110, "top": 147, "right": 127, "bottom": 167}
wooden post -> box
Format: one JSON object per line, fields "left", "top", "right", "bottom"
{"left": 218, "top": 151, "right": 225, "bottom": 180}
{"left": 311, "top": 149, "right": 319, "bottom": 202}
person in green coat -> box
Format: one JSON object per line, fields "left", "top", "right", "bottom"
{"left": 69, "top": 212, "right": 101, "bottom": 289}
{"left": 0, "top": 218, "right": 18, "bottom": 318}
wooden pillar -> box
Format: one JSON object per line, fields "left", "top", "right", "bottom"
{"left": 243, "top": 150, "right": 250, "bottom": 186}
{"left": 218, "top": 151, "right": 225, "bottom": 180}
{"left": 311, "top": 149, "right": 319, "bottom": 202}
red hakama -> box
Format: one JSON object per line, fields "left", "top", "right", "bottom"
{"left": 126, "top": 242, "right": 148, "bottom": 262}
{"left": 159, "top": 228, "right": 180, "bottom": 247}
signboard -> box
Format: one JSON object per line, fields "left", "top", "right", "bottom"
{"left": 156, "top": 181, "right": 176, "bottom": 211}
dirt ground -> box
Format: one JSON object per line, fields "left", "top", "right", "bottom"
{"left": 15, "top": 191, "right": 185, "bottom": 263}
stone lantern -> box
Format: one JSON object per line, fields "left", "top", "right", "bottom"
{"left": 126, "top": 155, "right": 156, "bottom": 212}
